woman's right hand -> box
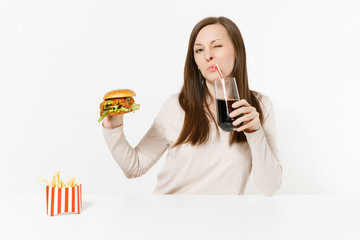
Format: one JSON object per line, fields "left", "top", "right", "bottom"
{"left": 102, "top": 114, "right": 124, "bottom": 129}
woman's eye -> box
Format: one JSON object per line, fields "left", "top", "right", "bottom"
{"left": 195, "top": 49, "right": 203, "bottom": 53}
{"left": 214, "top": 45, "right": 223, "bottom": 48}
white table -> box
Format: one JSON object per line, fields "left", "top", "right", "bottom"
{"left": 0, "top": 194, "right": 359, "bottom": 240}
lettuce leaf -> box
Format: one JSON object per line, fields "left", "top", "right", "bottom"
{"left": 98, "top": 110, "right": 109, "bottom": 122}
{"left": 131, "top": 104, "right": 140, "bottom": 112}
{"left": 98, "top": 102, "right": 140, "bottom": 122}
{"left": 103, "top": 100, "right": 114, "bottom": 108}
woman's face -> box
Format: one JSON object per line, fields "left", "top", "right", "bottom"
{"left": 193, "top": 24, "right": 236, "bottom": 82}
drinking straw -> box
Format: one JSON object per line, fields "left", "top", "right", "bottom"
{"left": 215, "top": 64, "right": 223, "bottom": 80}
{"left": 214, "top": 64, "right": 228, "bottom": 101}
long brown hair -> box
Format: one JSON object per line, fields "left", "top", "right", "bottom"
{"left": 173, "top": 16, "right": 264, "bottom": 147}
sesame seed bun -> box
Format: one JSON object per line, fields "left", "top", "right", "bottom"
{"left": 103, "top": 89, "right": 136, "bottom": 99}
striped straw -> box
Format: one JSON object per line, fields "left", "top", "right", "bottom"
{"left": 214, "top": 64, "right": 228, "bottom": 101}
{"left": 215, "top": 64, "right": 223, "bottom": 80}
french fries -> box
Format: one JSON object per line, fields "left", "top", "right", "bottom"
{"left": 38, "top": 171, "right": 79, "bottom": 188}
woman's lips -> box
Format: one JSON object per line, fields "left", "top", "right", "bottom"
{"left": 207, "top": 64, "right": 217, "bottom": 71}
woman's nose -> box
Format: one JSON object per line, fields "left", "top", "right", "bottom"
{"left": 204, "top": 49, "right": 214, "bottom": 61}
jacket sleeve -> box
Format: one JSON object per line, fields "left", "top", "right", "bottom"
{"left": 244, "top": 95, "right": 283, "bottom": 196}
{"left": 102, "top": 99, "right": 171, "bottom": 179}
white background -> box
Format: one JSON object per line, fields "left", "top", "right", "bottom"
{"left": 0, "top": 0, "right": 359, "bottom": 195}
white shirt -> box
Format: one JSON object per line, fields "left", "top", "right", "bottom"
{"left": 103, "top": 93, "right": 282, "bottom": 195}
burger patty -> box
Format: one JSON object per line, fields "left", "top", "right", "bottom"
{"left": 100, "top": 97, "right": 135, "bottom": 115}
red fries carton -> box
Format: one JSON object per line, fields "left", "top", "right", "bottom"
{"left": 46, "top": 185, "right": 82, "bottom": 216}
{"left": 39, "top": 172, "right": 82, "bottom": 216}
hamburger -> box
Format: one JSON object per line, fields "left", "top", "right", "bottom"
{"left": 98, "top": 89, "right": 140, "bottom": 122}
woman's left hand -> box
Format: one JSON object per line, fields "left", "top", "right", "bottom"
{"left": 229, "top": 99, "right": 261, "bottom": 133}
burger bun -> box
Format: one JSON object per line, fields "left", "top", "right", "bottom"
{"left": 107, "top": 111, "right": 131, "bottom": 116}
{"left": 103, "top": 89, "right": 136, "bottom": 99}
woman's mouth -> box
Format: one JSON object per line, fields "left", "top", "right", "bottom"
{"left": 207, "top": 64, "right": 217, "bottom": 71}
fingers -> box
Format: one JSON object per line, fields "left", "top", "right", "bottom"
{"left": 229, "top": 99, "right": 261, "bottom": 132}
{"left": 229, "top": 106, "right": 253, "bottom": 118}
{"left": 231, "top": 99, "right": 250, "bottom": 109}
{"left": 232, "top": 110, "right": 258, "bottom": 127}
{"left": 102, "top": 116, "right": 112, "bottom": 129}
{"left": 235, "top": 117, "right": 261, "bottom": 133}
{"left": 102, "top": 114, "right": 124, "bottom": 129}
{"left": 110, "top": 114, "right": 124, "bottom": 128}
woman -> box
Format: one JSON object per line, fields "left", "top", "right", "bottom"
{"left": 102, "top": 16, "right": 282, "bottom": 195}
